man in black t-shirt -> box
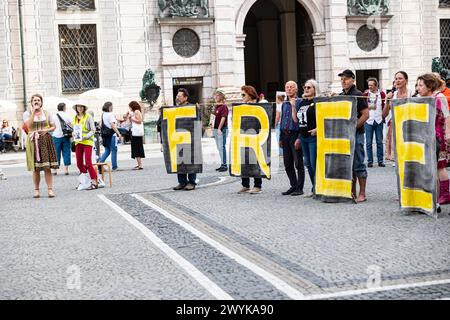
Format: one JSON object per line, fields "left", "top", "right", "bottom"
{"left": 338, "top": 70, "right": 369, "bottom": 202}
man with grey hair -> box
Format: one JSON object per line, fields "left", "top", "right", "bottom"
{"left": 279, "top": 81, "right": 305, "bottom": 196}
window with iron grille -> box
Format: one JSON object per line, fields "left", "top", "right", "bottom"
{"left": 440, "top": 0, "right": 450, "bottom": 8}
{"left": 441, "top": 20, "right": 450, "bottom": 69}
{"left": 59, "top": 24, "right": 99, "bottom": 93}
{"left": 57, "top": 0, "right": 95, "bottom": 10}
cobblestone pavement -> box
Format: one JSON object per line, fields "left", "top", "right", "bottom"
{"left": 0, "top": 139, "right": 449, "bottom": 300}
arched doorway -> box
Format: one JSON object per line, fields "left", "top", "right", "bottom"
{"left": 243, "top": 0, "right": 315, "bottom": 100}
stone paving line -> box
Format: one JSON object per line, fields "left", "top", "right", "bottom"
{"left": 137, "top": 168, "right": 450, "bottom": 297}
{"left": 100, "top": 186, "right": 450, "bottom": 300}
{"left": 103, "top": 193, "right": 294, "bottom": 300}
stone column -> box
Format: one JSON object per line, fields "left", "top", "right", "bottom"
{"left": 312, "top": 32, "right": 331, "bottom": 94}
{"left": 214, "top": 0, "right": 236, "bottom": 89}
{"left": 325, "top": 0, "right": 351, "bottom": 92}
{"left": 279, "top": 12, "right": 297, "bottom": 83}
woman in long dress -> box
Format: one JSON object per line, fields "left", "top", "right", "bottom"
{"left": 128, "top": 101, "right": 145, "bottom": 170}
{"left": 25, "top": 94, "right": 59, "bottom": 198}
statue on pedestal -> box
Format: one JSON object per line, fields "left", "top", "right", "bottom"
{"left": 348, "top": 0, "right": 389, "bottom": 16}
{"left": 158, "top": 0, "right": 209, "bottom": 18}
{"left": 432, "top": 57, "right": 450, "bottom": 84}
{"left": 140, "top": 69, "right": 160, "bottom": 107}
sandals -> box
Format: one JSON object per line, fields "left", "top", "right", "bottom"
{"left": 86, "top": 183, "right": 98, "bottom": 190}
{"left": 133, "top": 166, "right": 144, "bottom": 170}
{"left": 34, "top": 188, "right": 56, "bottom": 198}
{"left": 48, "top": 189, "right": 56, "bottom": 198}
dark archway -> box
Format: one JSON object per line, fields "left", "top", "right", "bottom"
{"left": 243, "top": 0, "right": 315, "bottom": 99}
{"left": 296, "top": 1, "right": 315, "bottom": 88}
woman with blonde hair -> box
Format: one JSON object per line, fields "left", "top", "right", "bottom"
{"left": 25, "top": 94, "right": 59, "bottom": 198}
{"left": 292, "top": 79, "right": 319, "bottom": 196}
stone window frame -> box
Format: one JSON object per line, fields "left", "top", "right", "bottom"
{"left": 56, "top": 0, "right": 96, "bottom": 10}
{"left": 441, "top": 19, "right": 450, "bottom": 69}
{"left": 440, "top": 0, "right": 450, "bottom": 8}
{"left": 58, "top": 24, "right": 99, "bottom": 93}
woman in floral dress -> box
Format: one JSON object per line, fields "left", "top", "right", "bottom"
{"left": 25, "top": 94, "right": 59, "bottom": 198}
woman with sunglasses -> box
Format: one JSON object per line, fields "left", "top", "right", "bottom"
{"left": 238, "top": 85, "right": 263, "bottom": 194}
{"left": 292, "top": 80, "right": 319, "bottom": 197}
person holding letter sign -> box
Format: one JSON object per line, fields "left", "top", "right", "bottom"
{"left": 339, "top": 70, "right": 369, "bottom": 202}
{"left": 293, "top": 79, "right": 319, "bottom": 196}
{"left": 280, "top": 81, "right": 305, "bottom": 196}
{"left": 173, "top": 88, "right": 198, "bottom": 191}
{"left": 238, "top": 85, "right": 263, "bottom": 194}
{"left": 416, "top": 73, "right": 450, "bottom": 204}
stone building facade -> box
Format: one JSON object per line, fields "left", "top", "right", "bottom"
{"left": 1, "top": 0, "right": 450, "bottom": 125}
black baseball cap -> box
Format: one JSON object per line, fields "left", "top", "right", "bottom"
{"left": 338, "top": 69, "right": 355, "bottom": 79}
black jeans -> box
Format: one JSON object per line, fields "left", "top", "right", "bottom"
{"left": 178, "top": 174, "right": 197, "bottom": 185}
{"left": 281, "top": 131, "right": 305, "bottom": 190}
{"left": 241, "top": 177, "right": 262, "bottom": 189}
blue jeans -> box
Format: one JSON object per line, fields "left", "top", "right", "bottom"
{"left": 353, "top": 132, "right": 368, "bottom": 178}
{"left": 365, "top": 122, "right": 384, "bottom": 164}
{"left": 275, "top": 123, "right": 283, "bottom": 156}
{"left": 213, "top": 128, "right": 227, "bottom": 166}
{"left": 52, "top": 136, "right": 72, "bottom": 166}
{"left": 0, "top": 133, "right": 12, "bottom": 150}
{"left": 178, "top": 173, "right": 197, "bottom": 185}
{"left": 300, "top": 135, "right": 317, "bottom": 189}
{"left": 100, "top": 135, "right": 118, "bottom": 169}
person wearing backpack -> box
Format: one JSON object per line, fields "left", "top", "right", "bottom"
{"left": 52, "top": 102, "right": 73, "bottom": 175}
{"left": 99, "top": 102, "right": 121, "bottom": 170}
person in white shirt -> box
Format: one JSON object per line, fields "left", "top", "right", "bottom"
{"left": 363, "top": 78, "right": 386, "bottom": 167}
{"left": 275, "top": 92, "right": 285, "bottom": 157}
{"left": 51, "top": 103, "right": 72, "bottom": 175}
{"left": 99, "top": 101, "right": 121, "bottom": 170}
{"left": 0, "top": 119, "right": 13, "bottom": 152}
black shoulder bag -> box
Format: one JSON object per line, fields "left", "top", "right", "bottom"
{"left": 56, "top": 113, "right": 73, "bottom": 138}
{"left": 101, "top": 113, "right": 115, "bottom": 137}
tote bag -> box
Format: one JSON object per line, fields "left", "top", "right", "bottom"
{"left": 131, "top": 122, "right": 144, "bottom": 137}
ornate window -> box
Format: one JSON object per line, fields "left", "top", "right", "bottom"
{"left": 172, "top": 29, "right": 200, "bottom": 58}
{"left": 441, "top": 20, "right": 450, "bottom": 69}
{"left": 356, "top": 25, "right": 380, "bottom": 52}
{"left": 57, "top": 0, "right": 95, "bottom": 10}
{"left": 58, "top": 24, "right": 99, "bottom": 93}
{"left": 440, "top": 0, "right": 450, "bottom": 8}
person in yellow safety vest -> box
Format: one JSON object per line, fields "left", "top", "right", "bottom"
{"left": 73, "top": 102, "right": 98, "bottom": 190}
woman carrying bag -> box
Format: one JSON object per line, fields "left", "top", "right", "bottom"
{"left": 128, "top": 101, "right": 145, "bottom": 170}
{"left": 73, "top": 102, "right": 98, "bottom": 190}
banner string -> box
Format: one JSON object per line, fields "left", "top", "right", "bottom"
{"left": 159, "top": 95, "right": 443, "bottom": 109}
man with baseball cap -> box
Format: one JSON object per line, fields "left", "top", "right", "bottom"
{"left": 339, "top": 69, "right": 369, "bottom": 202}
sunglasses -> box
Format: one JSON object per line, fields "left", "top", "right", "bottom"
{"left": 241, "top": 93, "right": 247, "bottom": 97}
{"left": 303, "top": 86, "right": 312, "bottom": 89}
